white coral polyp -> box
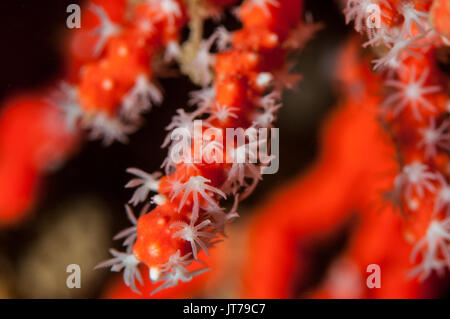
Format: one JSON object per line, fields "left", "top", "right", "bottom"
{"left": 164, "top": 41, "right": 181, "bottom": 62}
{"left": 170, "top": 175, "right": 226, "bottom": 220}
{"left": 162, "top": 109, "right": 199, "bottom": 148}
{"left": 209, "top": 103, "right": 239, "bottom": 123}
{"left": 89, "top": 4, "right": 122, "bottom": 57}
{"left": 121, "top": 75, "right": 163, "bottom": 122}
{"left": 149, "top": 0, "right": 182, "bottom": 26}
{"left": 401, "top": 161, "right": 438, "bottom": 199}
{"left": 344, "top": 0, "right": 390, "bottom": 34}
{"left": 252, "top": 96, "right": 281, "bottom": 128}
{"left": 410, "top": 218, "right": 450, "bottom": 281}
{"left": 95, "top": 249, "right": 143, "bottom": 293}
{"left": 171, "top": 219, "right": 215, "bottom": 259}
{"left": 204, "top": 196, "right": 240, "bottom": 237}
{"left": 223, "top": 147, "right": 262, "bottom": 198}
{"left": 383, "top": 67, "right": 440, "bottom": 120}
{"left": 125, "top": 168, "right": 162, "bottom": 206}
{"left": 372, "top": 33, "right": 423, "bottom": 71}
{"left": 151, "top": 257, "right": 209, "bottom": 295}
{"left": 85, "top": 112, "right": 137, "bottom": 146}
{"left": 49, "top": 82, "right": 82, "bottom": 132}
{"left": 418, "top": 117, "right": 450, "bottom": 159}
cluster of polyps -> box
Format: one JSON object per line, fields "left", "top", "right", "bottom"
{"left": 97, "top": 0, "right": 312, "bottom": 293}
{"left": 344, "top": 0, "right": 450, "bottom": 280}
{"left": 53, "top": 0, "right": 191, "bottom": 145}
{"left": 0, "top": 0, "right": 213, "bottom": 224}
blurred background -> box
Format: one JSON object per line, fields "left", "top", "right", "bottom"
{"left": 0, "top": 0, "right": 359, "bottom": 298}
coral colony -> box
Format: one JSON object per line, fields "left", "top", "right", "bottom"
{"left": 343, "top": 0, "right": 450, "bottom": 283}
{"left": 93, "top": 0, "right": 309, "bottom": 294}
{"left": 240, "top": 0, "right": 450, "bottom": 298}
{"left": 0, "top": 0, "right": 449, "bottom": 297}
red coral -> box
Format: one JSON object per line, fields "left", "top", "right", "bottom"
{"left": 0, "top": 96, "right": 79, "bottom": 224}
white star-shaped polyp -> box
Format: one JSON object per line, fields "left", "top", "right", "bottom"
{"left": 410, "top": 218, "right": 450, "bottom": 281}
{"left": 252, "top": 93, "right": 281, "bottom": 128}
{"left": 372, "top": 33, "right": 422, "bottom": 71}
{"left": 383, "top": 67, "right": 441, "bottom": 120}
{"left": 49, "top": 82, "right": 82, "bottom": 132}
{"left": 170, "top": 176, "right": 226, "bottom": 220}
{"left": 148, "top": 251, "right": 188, "bottom": 282}
{"left": 114, "top": 204, "right": 149, "bottom": 251}
{"left": 85, "top": 112, "right": 137, "bottom": 146}
{"left": 121, "top": 75, "right": 163, "bottom": 122}
{"left": 204, "top": 195, "right": 240, "bottom": 237}
{"left": 418, "top": 118, "right": 450, "bottom": 159}
{"left": 149, "top": 0, "right": 182, "bottom": 26}
{"left": 89, "top": 4, "right": 122, "bottom": 56}
{"left": 164, "top": 41, "right": 181, "bottom": 62}
{"left": 344, "top": 0, "right": 390, "bottom": 33}
{"left": 223, "top": 141, "right": 262, "bottom": 199}
{"left": 151, "top": 252, "right": 209, "bottom": 295}
{"left": 125, "top": 168, "right": 162, "bottom": 206}
{"left": 95, "top": 249, "right": 143, "bottom": 293}
{"left": 162, "top": 108, "right": 199, "bottom": 148}
{"left": 399, "top": 1, "right": 429, "bottom": 37}
{"left": 171, "top": 219, "right": 216, "bottom": 259}
{"left": 210, "top": 103, "right": 239, "bottom": 123}
{"left": 401, "top": 161, "right": 438, "bottom": 200}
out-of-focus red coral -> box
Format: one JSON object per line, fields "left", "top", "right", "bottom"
{"left": 237, "top": 0, "right": 450, "bottom": 299}
{"left": 241, "top": 97, "right": 403, "bottom": 298}
{"left": 0, "top": 96, "right": 79, "bottom": 225}
{"left": 430, "top": 0, "right": 450, "bottom": 42}
{"left": 240, "top": 35, "right": 443, "bottom": 298}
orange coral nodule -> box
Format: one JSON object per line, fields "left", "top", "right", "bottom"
{"left": 133, "top": 204, "right": 191, "bottom": 271}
